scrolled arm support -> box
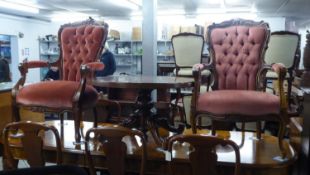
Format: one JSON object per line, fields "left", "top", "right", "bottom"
{"left": 270, "top": 63, "right": 288, "bottom": 112}
{"left": 73, "top": 62, "right": 105, "bottom": 103}
{"left": 258, "top": 63, "right": 288, "bottom": 114}
{"left": 12, "top": 60, "right": 53, "bottom": 98}
{"left": 191, "top": 63, "right": 214, "bottom": 111}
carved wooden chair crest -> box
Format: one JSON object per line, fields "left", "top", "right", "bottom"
{"left": 12, "top": 18, "right": 108, "bottom": 142}
{"left": 167, "top": 134, "right": 240, "bottom": 175}
{"left": 85, "top": 125, "right": 147, "bottom": 175}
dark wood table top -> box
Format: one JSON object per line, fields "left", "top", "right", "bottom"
{"left": 92, "top": 75, "right": 194, "bottom": 89}
{"left": 10, "top": 120, "right": 295, "bottom": 169}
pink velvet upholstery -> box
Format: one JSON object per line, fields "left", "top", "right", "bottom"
{"left": 17, "top": 81, "right": 98, "bottom": 109}
{"left": 192, "top": 19, "right": 288, "bottom": 157}
{"left": 197, "top": 90, "right": 280, "bottom": 116}
{"left": 61, "top": 25, "right": 105, "bottom": 81}
{"left": 211, "top": 26, "right": 268, "bottom": 90}
{"left": 12, "top": 19, "right": 108, "bottom": 142}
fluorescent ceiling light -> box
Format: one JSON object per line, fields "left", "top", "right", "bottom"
{"left": 208, "top": 0, "right": 221, "bottom": 4}
{"left": 0, "top": 0, "right": 39, "bottom": 13}
{"left": 51, "top": 12, "right": 93, "bottom": 22}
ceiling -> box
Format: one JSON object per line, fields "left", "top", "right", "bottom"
{"left": 0, "top": 0, "right": 310, "bottom": 26}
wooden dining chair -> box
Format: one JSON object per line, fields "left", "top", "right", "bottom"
{"left": 171, "top": 33, "right": 209, "bottom": 126}
{"left": 85, "top": 125, "right": 147, "bottom": 175}
{"left": 264, "top": 31, "right": 301, "bottom": 107}
{"left": 12, "top": 18, "right": 108, "bottom": 142}
{"left": 190, "top": 19, "right": 288, "bottom": 158}
{"left": 2, "top": 121, "right": 62, "bottom": 170}
{"left": 166, "top": 134, "right": 240, "bottom": 175}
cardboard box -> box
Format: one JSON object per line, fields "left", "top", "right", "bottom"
{"left": 168, "top": 25, "right": 180, "bottom": 40}
{"left": 109, "top": 29, "right": 120, "bottom": 40}
{"left": 132, "top": 27, "right": 142, "bottom": 41}
{"left": 180, "top": 26, "right": 196, "bottom": 33}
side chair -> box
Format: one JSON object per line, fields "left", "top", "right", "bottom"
{"left": 190, "top": 19, "right": 288, "bottom": 158}
{"left": 171, "top": 33, "right": 210, "bottom": 126}
{"left": 264, "top": 31, "right": 300, "bottom": 108}
{"left": 166, "top": 134, "right": 240, "bottom": 175}
{"left": 2, "top": 121, "right": 62, "bottom": 170}
{"left": 85, "top": 125, "right": 147, "bottom": 175}
{"left": 12, "top": 18, "right": 108, "bottom": 142}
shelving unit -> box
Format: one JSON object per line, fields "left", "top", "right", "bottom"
{"left": 107, "top": 40, "right": 142, "bottom": 75}
{"left": 38, "top": 36, "right": 59, "bottom": 79}
{"left": 157, "top": 40, "right": 175, "bottom": 75}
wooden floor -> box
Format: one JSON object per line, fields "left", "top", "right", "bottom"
{"left": 6, "top": 120, "right": 297, "bottom": 175}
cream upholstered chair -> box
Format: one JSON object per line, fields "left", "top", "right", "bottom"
{"left": 264, "top": 31, "right": 300, "bottom": 106}
{"left": 171, "top": 33, "right": 210, "bottom": 126}
{"left": 172, "top": 33, "right": 207, "bottom": 77}
{"left": 12, "top": 19, "right": 108, "bottom": 142}
{"left": 191, "top": 19, "right": 288, "bottom": 158}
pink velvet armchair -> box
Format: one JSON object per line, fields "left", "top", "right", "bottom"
{"left": 12, "top": 18, "right": 108, "bottom": 142}
{"left": 190, "top": 19, "right": 288, "bottom": 157}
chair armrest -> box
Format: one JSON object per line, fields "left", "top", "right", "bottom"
{"left": 192, "top": 63, "right": 214, "bottom": 88}
{"left": 80, "top": 62, "right": 105, "bottom": 79}
{"left": 271, "top": 63, "right": 288, "bottom": 111}
{"left": 24, "top": 60, "right": 49, "bottom": 69}
{"left": 192, "top": 63, "right": 213, "bottom": 76}
{"left": 73, "top": 62, "right": 105, "bottom": 104}
{"left": 84, "top": 62, "right": 105, "bottom": 71}
{"left": 191, "top": 63, "right": 214, "bottom": 110}
{"left": 12, "top": 60, "right": 53, "bottom": 97}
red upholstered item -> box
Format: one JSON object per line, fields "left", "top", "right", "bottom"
{"left": 211, "top": 26, "right": 267, "bottom": 90}
{"left": 61, "top": 25, "right": 105, "bottom": 81}
{"left": 25, "top": 60, "right": 49, "bottom": 69}
{"left": 197, "top": 90, "right": 280, "bottom": 116}
{"left": 16, "top": 81, "right": 98, "bottom": 109}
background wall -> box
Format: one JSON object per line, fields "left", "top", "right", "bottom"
{"left": 0, "top": 14, "right": 60, "bottom": 83}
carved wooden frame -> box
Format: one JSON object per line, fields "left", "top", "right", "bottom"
{"left": 190, "top": 19, "right": 288, "bottom": 158}
{"left": 11, "top": 18, "right": 108, "bottom": 142}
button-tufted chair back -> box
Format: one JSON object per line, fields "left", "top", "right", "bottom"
{"left": 207, "top": 19, "right": 270, "bottom": 90}
{"left": 59, "top": 20, "right": 108, "bottom": 81}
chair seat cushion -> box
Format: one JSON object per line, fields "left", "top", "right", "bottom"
{"left": 197, "top": 90, "right": 280, "bottom": 116}
{"left": 16, "top": 80, "right": 98, "bottom": 109}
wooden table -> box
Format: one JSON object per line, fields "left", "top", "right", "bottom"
{"left": 92, "top": 75, "right": 194, "bottom": 144}
{"left": 5, "top": 120, "right": 297, "bottom": 175}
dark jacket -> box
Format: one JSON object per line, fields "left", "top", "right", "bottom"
{"left": 95, "top": 49, "right": 116, "bottom": 77}
{"left": 0, "top": 58, "right": 10, "bottom": 82}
